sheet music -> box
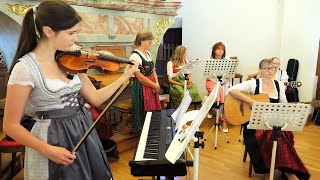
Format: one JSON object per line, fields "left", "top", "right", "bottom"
{"left": 175, "top": 110, "right": 200, "bottom": 132}
{"left": 172, "top": 60, "right": 203, "bottom": 78}
{"left": 248, "top": 102, "right": 311, "bottom": 131}
{"left": 171, "top": 90, "right": 192, "bottom": 129}
{"left": 189, "top": 81, "right": 219, "bottom": 128}
{"left": 165, "top": 81, "right": 219, "bottom": 164}
{"left": 202, "top": 59, "right": 239, "bottom": 78}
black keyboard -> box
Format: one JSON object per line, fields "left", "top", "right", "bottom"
{"left": 129, "top": 109, "right": 189, "bottom": 177}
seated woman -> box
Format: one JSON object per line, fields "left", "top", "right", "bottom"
{"left": 228, "top": 59, "right": 309, "bottom": 180}
{"left": 247, "top": 57, "right": 289, "bottom": 83}
{"left": 206, "top": 42, "right": 231, "bottom": 132}
{"left": 167, "top": 45, "right": 201, "bottom": 107}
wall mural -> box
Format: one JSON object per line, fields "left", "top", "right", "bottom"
{"left": 3, "top": 1, "right": 180, "bottom": 60}
{"left": 78, "top": 13, "right": 108, "bottom": 35}
{"left": 114, "top": 16, "right": 145, "bottom": 35}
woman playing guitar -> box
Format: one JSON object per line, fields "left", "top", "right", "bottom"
{"left": 228, "top": 59, "right": 309, "bottom": 180}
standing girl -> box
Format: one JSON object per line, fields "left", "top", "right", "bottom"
{"left": 130, "top": 29, "right": 161, "bottom": 132}
{"left": 3, "top": 1, "right": 138, "bottom": 179}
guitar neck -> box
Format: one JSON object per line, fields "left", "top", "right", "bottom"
{"left": 284, "top": 81, "right": 301, "bottom": 88}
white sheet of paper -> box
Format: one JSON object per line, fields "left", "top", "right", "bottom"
{"left": 165, "top": 81, "right": 219, "bottom": 164}
{"left": 176, "top": 110, "right": 200, "bottom": 131}
{"left": 171, "top": 90, "right": 192, "bottom": 124}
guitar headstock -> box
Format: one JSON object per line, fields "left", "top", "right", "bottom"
{"left": 285, "top": 81, "right": 302, "bottom": 88}
{"left": 309, "top": 99, "right": 320, "bottom": 108}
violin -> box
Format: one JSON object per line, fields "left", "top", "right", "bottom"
{"left": 56, "top": 50, "right": 134, "bottom": 74}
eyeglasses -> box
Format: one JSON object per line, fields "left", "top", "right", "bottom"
{"left": 260, "top": 67, "right": 277, "bottom": 71}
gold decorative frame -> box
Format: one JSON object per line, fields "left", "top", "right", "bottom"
{"left": 7, "top": 4, "right": 33, "bottom": 16}
{"left": 155, "top": 18, "right": 171, "bottom": 45}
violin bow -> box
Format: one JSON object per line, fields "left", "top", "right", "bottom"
{"left": 71, "top": 80, "right": 130, "bottom": 154}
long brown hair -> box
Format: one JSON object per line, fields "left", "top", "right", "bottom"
{"left": 10, "top": 0, "right": 81, "bottom": 73}
{"left": 211, "top": 42, "right": 226, "bottom": 59}
{"left": 170, "top": 45, "right": 186, "bottom": 67}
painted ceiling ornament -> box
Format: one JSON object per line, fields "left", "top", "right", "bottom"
{"left": 6, "top": 3, "right": 33, "bottom": 15}
{"left": 156, "top": 18, "right": 171, "bottom": 45}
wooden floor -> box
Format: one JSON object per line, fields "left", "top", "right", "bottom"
{"left": 9, "top": 117, "right": 320, "bottom": 180}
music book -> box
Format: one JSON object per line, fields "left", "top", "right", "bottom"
{"left": 171, "top": 90, "right": 192, "bottom": 131}
{"left": 172, "top": 60, "right": 203, "bottom": 78}
{"left": 165, "top": 82, "right": 219, "bottom": 164}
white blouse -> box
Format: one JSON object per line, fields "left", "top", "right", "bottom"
{"left": 228, "top": 78, "right": 287, "bottom": 103}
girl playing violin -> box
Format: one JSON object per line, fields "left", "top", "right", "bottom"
{"left": 3, "top": 1, "right": 138, "bottom": 179}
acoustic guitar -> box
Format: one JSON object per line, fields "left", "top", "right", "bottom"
{"left": 224, "top": 93, "right": 270, "bottom": 125}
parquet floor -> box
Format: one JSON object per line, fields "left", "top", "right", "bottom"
{"left": 9, "top": 117, "right": 320, "bottom": 180}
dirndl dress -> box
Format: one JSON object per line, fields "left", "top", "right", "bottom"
{"left": 16, "top": 53, "right": 113, "bottom": 180}
{"left": 131, "top": 51, "right": 161, "bottom": 132}
{"left": 244, "top": 79, "right": 310, "bottom": 179}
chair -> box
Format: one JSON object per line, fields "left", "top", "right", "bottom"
{"left": 0, "top": 137, "right": 25, "bottom": 179}
{"left": 243, "top": 146, "right": 253, "bottom": 177}
{"left": 111, "top": 99, "right": 132, "bottom": 123}
{"left": 240, "top": 124, "right": 253, "bottom": 177}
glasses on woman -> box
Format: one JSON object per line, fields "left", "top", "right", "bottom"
{"left": 260, "top": 66, "right": 277, "bottom": 71}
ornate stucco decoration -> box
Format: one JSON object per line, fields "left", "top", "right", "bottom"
{"left": 155, "top": 18, "right": 171, "bottom": 45}
{"left": 7, "top": 1, "right": 181, "bottom": 16}
{"left": 66, "top": 0, "right": 181, "bottom": 16}
{"left": 6, "top": 4, "right": 33, "bottom": 15}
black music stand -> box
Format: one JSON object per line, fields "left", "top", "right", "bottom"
{"left": 165, "top": 82, "right": 219, "bottom": 180}
{"left": 248, "top": 102, "right": 310, "bottom": 180}
{"left": 202, "top": 59, "right": 239, "bottom": 149}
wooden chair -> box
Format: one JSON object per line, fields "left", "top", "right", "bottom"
{"left": 111, "top": 99, "right": 132, "bottom": 123}
{"left": 243, "top": 146, "right": 253, "bottom": 177}
{"left": 240, "top": 125, "right": 253, "bottom": 177}
{"left": 0, "top": 137, "right": 25, "bottom": 179}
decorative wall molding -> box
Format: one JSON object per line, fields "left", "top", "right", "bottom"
{"left": 65, "top": 0, "right": 181, "bottom": 16}
{"left": 155, "top": 18, "right": 171, "bottom": 45}
{"left": 2, "top": 0, "right": 180, "bottom": 60}
{"left": 6, "top": 3, "right": 33, "bottom": 15}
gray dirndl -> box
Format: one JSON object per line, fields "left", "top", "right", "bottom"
{"left": 20, "top": 53, "right": 112, "bottom": 180}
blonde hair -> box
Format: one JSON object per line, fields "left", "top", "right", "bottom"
{"left": 134, "top": 29, "right": 154, "bottom": 46}
{"left": 170, "top": 45, "right": 187, "bottom": 68}
{"left": 271, "top": 57, "right": 280, "bottom": 61}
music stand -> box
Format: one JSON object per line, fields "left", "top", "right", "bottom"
{"left": 202, "top": 59, "right": 239, "bottom": 149}
{"left": 248, "top": 102, "right": 311, "bottom": 180}
{"left": 168, "top": 60, "right": 204, "bottom": 160}
{"left": 165, "top": 82, "right": 219, "bottom": 180}
{"left": 172, "top": 60, "right": 203, "bottom": 94}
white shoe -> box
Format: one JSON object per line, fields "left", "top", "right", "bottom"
{"left": 223, "top": 127, "right": 229, "bottom": 133}
{"left": 207, "top": 113, "right": 213, "bottom": 118}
